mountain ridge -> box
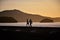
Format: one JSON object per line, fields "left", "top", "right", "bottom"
{"left": 0, "top": 9, "right": 60, "bottom": 22}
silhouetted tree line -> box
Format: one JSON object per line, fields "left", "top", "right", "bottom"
{"left": 40, "top": 18, "right": 53, "bottom": 23}
{"left": 0, "top": 16, "right": 53, "bottom": 23}
{"left": 0, "top": 17, "right": 17, "bottom": 23}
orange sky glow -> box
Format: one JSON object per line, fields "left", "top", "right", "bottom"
{"left": 0, "top": 0, "right": 60, "bottom": 18}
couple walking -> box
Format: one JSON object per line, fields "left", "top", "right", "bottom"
{"left": 26, "top": 19, "right": 32, "bottom": 27}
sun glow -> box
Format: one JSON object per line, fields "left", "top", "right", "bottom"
{"left": 0, "top": 0, "right": 60, "bottom": 18}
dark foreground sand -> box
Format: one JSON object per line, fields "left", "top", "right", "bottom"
{"left": 0, "top": 26, "right": 60, "bottom": 40}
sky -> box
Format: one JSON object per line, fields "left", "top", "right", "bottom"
{"left": 0, "top": 0, "right": 60, "bottom": 18}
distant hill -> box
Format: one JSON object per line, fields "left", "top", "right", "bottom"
{"left": 52, "top": 17, "right": 60, "bottom": 22}
{"left": 0, "top": 17, "right": 17, "bottom": 23}
{"left": 0, "top": 9, "right": 60, "bottom": 22}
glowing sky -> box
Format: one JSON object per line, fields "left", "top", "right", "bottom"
{"left": 0, "top": 0, "right": 60, "bottom": 18}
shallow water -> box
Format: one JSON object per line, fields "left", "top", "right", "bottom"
{"left": 0, "top": 22, "right": 60, "bottom": 27}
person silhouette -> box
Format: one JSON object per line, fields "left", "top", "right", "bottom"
{"left": 29, "top": 19, "right": 32, "bottom": 27}
{"left": 26, "top": 19, "right": 29, "bottom": 26}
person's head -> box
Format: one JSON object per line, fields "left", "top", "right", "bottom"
{"left": 27, "top": 19, "right": 28, "bottom": 20}
{"left": 30, "top": 19, "right": 31, "bottom": 20}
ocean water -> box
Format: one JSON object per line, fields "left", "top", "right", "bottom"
{"left": 0, "top": 22, "right": 60, "bottom": 27}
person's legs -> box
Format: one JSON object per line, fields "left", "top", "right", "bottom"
{"left": 26, "top": 23, "right": 29, "bottom": 27}
{"left": 29, "top": 22, "right": 32, "bottom": 27}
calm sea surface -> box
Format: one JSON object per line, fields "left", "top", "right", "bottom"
{"left": 0, "top": 22, "right": 60, "bottom": 27}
